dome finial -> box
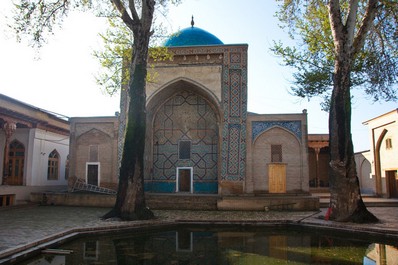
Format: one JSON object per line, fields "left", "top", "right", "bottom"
{"left": 191, "top": 15, "right": 194, "bottom": 28}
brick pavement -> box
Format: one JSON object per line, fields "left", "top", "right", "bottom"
{"left": 0, "top": 205, "right": 397, "bottom": 264}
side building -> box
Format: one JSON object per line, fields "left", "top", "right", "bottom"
{"left": 360, "top": 109, "right": 398, "bottom": 198}
{"left": 68, "top": 117, "right": 119, "bottom": 191}
{"left": 0, "top": 94, "right": 70, "bottom": 206}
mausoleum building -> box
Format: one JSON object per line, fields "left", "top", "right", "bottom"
{"left": 68, "top": 22, "right": 317, "bottom": 210}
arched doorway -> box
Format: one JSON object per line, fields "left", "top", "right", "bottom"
{"left": 150, "top": 89, "right": 219, "bottom": 194}
{"left": 7, "top": 140, "right": 25, "bottom": 185}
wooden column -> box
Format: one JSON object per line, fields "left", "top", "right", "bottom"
{"left": 2, "top": 121, "right": 16, "bottom": 185}
{"left": 314, "top": 147, "right": 320, "bottom": 188}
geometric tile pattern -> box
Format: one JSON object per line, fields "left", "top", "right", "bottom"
{"left": 252, "top": 120, "right": 302, "bottom": 143}
{"left": 227, "top": 124, "right": 241, "bottom": 176}
{"left": 151, "top": 45, "right": 248, "bottom": 183}
{"left": 221, "top": 47, "right": 248, "bottom": 181}
{"left": 229, "top": 70, "right": 242, "bottom": 118}
{"left": 152, "top": 90, "right": 218, "bottom": 188}
{"left": 230, "top": 53, "right": 241, "bottom": 64}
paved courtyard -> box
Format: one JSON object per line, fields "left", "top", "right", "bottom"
{"left": 0, "top": 205, "right": 397, "bottom": 264}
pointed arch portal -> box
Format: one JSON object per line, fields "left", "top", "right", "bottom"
{"left": 146, "top": 82, "right": 220, "bottom": 194}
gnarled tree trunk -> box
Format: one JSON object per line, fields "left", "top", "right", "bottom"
{"left": 104, "top": 42, "right": 154, "bottom": 220}
{"left": 103, "top": 0, "right": 155, "bottom": 220}
{"left": 326, "top": 0, "right": 378, "bottom": 223}
{"left": 328, "top": 53, "right": 377, "bottom": 223}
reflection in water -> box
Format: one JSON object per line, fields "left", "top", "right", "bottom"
{"left": 23, "top": 227, "right": 398, "bottom": 265}
{"left": 365, "top": 243, "right": 398, "bottom": 265}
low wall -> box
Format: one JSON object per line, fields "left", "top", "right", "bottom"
{"left": 218, "top": 195, "right": 320, "bottom": 211}
{"left": 1, "top": 186, "right": 67, "bottom": 205}
{"left": 31, "top": 192, "right": 319, "bottom": 211}
{"left": 30, "top": 192, "right": 219, "bottom": 210}
{"left": 30, "top": 192, "right": 115, "bottom": 207}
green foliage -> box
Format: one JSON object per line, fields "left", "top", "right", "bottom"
{"left": 91, "top": 1, "right": 177, "bottom": 96}
{"left": 11, "top": 0, "right": 96, "bottom": 48}
{"left": 147, "top": 46, "right": 174, "bottom": 83}
{"left": 93, "top": 17, "right": 133, "bottom": 96}
{"left": 93, "top": 17, "right": 174, "bottom": 96}
{"left": 272, "top": 0, "right": 398, "bottom": 108}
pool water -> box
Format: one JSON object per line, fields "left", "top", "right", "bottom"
{"left": 23, "top": 225, "right": 398, "bottom": 265}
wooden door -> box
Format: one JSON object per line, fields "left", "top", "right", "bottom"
{"left": 268, "top": 164, "right": 286, "bottom": 193}
{"left": 87, "top": 164, "right": 99, "bottom": 186}
{"left": 7, "top": 141, "right": 24, "bottom": 185}
{"left": 386, "top": 170, "right": 398, "bottom": 198}
{"left": 178, "top": 168, "right": 191, "bottom": 192}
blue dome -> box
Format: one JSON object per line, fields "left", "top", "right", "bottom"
{"left": 164, "top": 27, "right": 223, "bottom": 47}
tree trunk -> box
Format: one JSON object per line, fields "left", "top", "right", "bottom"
{"left": 328, "top": 55, "right": 378, "bottom": 223}
{"left": 103, "top": 25, "right": 154, "bottom": 221}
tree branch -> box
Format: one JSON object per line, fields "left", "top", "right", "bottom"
{"left": 141, "top": 0, "right": 155, "bottom": 33}
{"left": 327, "top": 0, "right": 345, "bottom": 56}
{"left": 346, "top": 0, "right": 359, "bottom": 45}
{"left": 129, "top": 0, "right": 140, "bottom": 22}
{"left": 352, "top": 0, "right": 379, "bottom": 55}
{"left": 271, "top": 42, "right": 333, "bottom": 75}
{"left": 111, "top": 0, "right": 134, "bottom": 30}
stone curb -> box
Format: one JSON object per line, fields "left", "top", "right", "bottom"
{"left": 0, "top": 220, "right": 176, "bottom": 264}
{"left": 299, "top": 220, "right": 398, "bottom": 239}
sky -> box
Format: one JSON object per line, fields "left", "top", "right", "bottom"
{"left": 0, "top": 0, "right": 396, "bottom": 152}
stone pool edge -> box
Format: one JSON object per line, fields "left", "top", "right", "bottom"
{"left": 1, "top": 218, "right": 398, "bottom": 265}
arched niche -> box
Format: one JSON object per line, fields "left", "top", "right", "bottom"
{"left": 145, "top": 79, "right": 221, "bottom": 194}
{"left": 251, "top": 126, "right": 302, "bottom": 193}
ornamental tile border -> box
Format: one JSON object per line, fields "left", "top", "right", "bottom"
{"left": 251, "top": 120, "right": 302, "bottom": 143}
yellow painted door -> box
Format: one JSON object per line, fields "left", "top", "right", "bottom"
{"left": 269, "top": 236, "right": 287, "bottom": 260}
{"left": 268, "top": 164, "right": 286, "bottom": 193}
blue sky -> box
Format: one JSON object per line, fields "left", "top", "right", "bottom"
{"left": 0, "top": 0, "right": 396, "bottom": 152}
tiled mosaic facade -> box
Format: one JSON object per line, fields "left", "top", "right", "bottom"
{"left": 221, "top": 47, "right": 248, "bottom": 181}
{"left": 155, "top": 45, "right": 248, "bottom": 184}
{"left": 151, "top": 90, "right": 218, "bottom": 193}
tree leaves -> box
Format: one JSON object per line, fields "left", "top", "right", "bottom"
{"left": 272, "top": 0, "right": 398, "bottom": 107}
{"left": 11, "top": 0, "right": 70, "bottom": 48}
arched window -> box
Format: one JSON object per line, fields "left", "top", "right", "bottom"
{"left": 7, "top": 140, "right": 25, "bottom": 185}
{"left": 48, "top": 150, "right": 60, "bottom": 180}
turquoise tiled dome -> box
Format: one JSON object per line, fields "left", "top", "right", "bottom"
{"left": 164, "top": 26, "right": 223, "bottom": 47}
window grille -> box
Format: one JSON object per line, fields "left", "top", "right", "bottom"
{"left": 179, "top": 140, "right": 191, "bottom": 160}
{"left": 271, "top": 144, "right": 282, "bottom": 162}
{"left": 386, "top": 138, "right": 393, "bottom": 149}
{"left": 89, "top": 145, "right": 99, "bottom": 162}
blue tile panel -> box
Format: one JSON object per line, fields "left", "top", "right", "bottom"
{"left": 221, "top": 47, "right": 248, "bottom": 181}
{"left": 252, "top": 120, "right": 302, "bottom": 143}
{"left": 145, "top": 181, "right": 218, "bottom": 194}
